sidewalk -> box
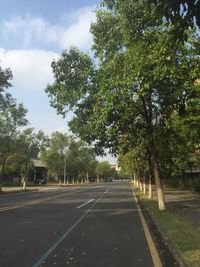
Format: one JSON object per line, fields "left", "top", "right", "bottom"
{"left": 163, "top": 186, "right": 200, "bottom": 228}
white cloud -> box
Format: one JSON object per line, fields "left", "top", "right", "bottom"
{"left": 0, "top": 48, "right": 59, "bottom": 91}
{"left": 59, "top": 7, "right": 96, "bottom": 49}
{"left": 3, "top": 15, "right": 60, "bottom": 46}
{"left": 2, "top": 6, "right": 96, "bottom": 50}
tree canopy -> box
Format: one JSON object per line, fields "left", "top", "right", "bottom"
{"left": 46, "top": 0, "right": 200, "bottom": 209}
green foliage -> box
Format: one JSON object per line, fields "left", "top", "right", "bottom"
{"left": 150, "top": 0, "right": 200, "bottom": 41}
{"left": 46, "top": 0, "right": 200, "bottom": 193}
{"left": 46, "top": 47, "right": 94, "bottom": 115}
{"left": 41, "top": 132, "right": 70, "bottom": 178}
{"left": 0, "top": 64, "right": 30, "bottom": 179}
{"left": 3, "top": 128, "right": 48, "bottom": 181}
{"left": 41, "top": 132, "right": 97, "bottom": 181}
{"left": 0, "top": 64, "right": 49, "bottom": 182}
{"left": 119, "top": 144, "right": 148, "bottom": 177}
{"left": 96, "top": 161, "right": 116, "bottom": 179}
{"left": 0, "top": 65, "right": 13, "bottom": 111}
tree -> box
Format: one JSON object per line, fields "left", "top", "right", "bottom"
{"left": 0, "top": 64, "right": 29, "bottom": 182}
{"left": 79, "top": 146, "right": 97, "bottom": 181}
{"left": 0, "top": 65, "right": 13, "bottom": 111}
{"left": 96, "top": 161, "right": 114, "bottom": 181}
{"left": 151, "top": 0, "right": 200, "bottom": 40}
{"left": 0, "top": 103, "right": 28, "bottom": 177}
{"left": 68, "top": 143, "right": 97, "bottom": 182}
{"left": 41, "top": 132, "right": 70, "bottom": 183}
{"left": 104, "top": 0, "right": 200, "bottom": 41}
{"left": 45, "top": 0, "right": 200, "bottom": 210}
{"left": 13, "top": 129, "right": 44, "bottom": 186}
{"left": 41, "top": 132, "right": 97, "bottom": 183}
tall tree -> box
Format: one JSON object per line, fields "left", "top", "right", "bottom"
{"left": 41, "top": 132, "right": 70, "bottom": 182}
{"left": 96, "top": 161, "right": 114, "bottom": 180}
{"left": 0, "top": 103, "right": 28, "bottom": 177}
{"left": 45, "top": 0, "right": 200, "bottom": 210}
{"left": 0, "top": 65, "right": 13, "bottom": 111}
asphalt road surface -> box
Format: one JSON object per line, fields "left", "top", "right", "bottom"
{"left": 0, "top": 182, "right": 169, "bottom": 267}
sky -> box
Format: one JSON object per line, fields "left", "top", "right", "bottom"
{"left": 0, "top": 0, "right": 116, "bottom": 163}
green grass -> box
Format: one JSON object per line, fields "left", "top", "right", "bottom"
{"left": 139, "top": 193, "right": 200, "bottom": 267}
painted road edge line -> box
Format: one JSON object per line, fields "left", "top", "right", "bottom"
{"left": 32, "top": 190, "right": 107, "bottom": 267}
{"left": 76, "top": 199, "right": 94, "bottom": 209}
{"left": 131, "top": 185, "right": 163, "bottom": 267}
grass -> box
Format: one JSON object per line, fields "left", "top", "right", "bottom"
{"left": 139, "top": 193, "right": 200, "bottom": 267}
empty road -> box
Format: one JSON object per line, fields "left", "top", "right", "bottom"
{"left": 0, "top": 182, "right": 175, "bottom": 267}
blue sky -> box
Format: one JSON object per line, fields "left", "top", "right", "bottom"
{"left": 0, "top": 0, "right": 116, "bottom": 163}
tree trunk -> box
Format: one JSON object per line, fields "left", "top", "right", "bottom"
{"left": 86, "top": 172, "right": 89, "bottom": 183}
{"left": 148, "top": 174, "right": 153, "bottom": 199}
{"left": 147, "top": 126, "right": 166, "bottom": 210}
{"left": 133, "top": 174, "right": 136, "bottom": 186}
{"left": 136, "top": 175, "right": 139, "bottom": 188}
{"left": 149, "top": 144, "right": 165, "bottom": 210}
{"left": 147, "top": 148, "right": 154, "bottom": 199}
{"left": 153, "top": 162, "right": 165, "bottom": 210}
{"left": 23, "top": 181, "right": 26, "bottom": 190}
{"left": 141, "top": 94, "right": 166, "bottom": 210}
{"left": 143, "top": 177, "right": 146, "bottom": 195}
{"left": 139, "top": 177, "right": 143, "bottom": 191}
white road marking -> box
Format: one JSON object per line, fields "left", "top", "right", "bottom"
{"left": 33, "top": 191, "right": 105, "bottom": 267}
{"left": 76, "top": 199, "right": 94, "bottom": 209}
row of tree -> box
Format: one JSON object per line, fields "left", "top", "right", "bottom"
{"left": 40, "top": 131, "right": 118, "bottom": 183}
{"left": 0, "top": 64, "right": 117, "bottom": 186}
{"left": 45, "top": 0, "right": 200, "bottom": 210}
{"left": 0, "top": 65, "right": 49, "bottom": 184}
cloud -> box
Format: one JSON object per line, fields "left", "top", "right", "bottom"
{"left": 2, "top": 6, "right": 96, "bottom": 50}
{"left": 59, "top": 7, "right": 96, "bottom": 49}
{"left": 3, "top": 16, "right": 59, "bottom": 47}
{"left": 0, "top": 48, "right": 59, "bottom": 91}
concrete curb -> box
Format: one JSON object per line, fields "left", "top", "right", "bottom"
{"left": 137, "top": 196, "right": 189, "bottom": 267}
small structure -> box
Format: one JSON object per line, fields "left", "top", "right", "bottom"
{"left": 110, "top": 163, "right": 121, "bottom": 172}
{"left": 32, "top": 159, "right": 48, "bottom": 183}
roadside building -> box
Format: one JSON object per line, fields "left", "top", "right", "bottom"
{"left": 31, "top": 159, "right": 48, "bottom": 183}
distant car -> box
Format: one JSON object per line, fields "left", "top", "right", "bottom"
{"left": 35, "top": 178, "right": 47, "bottom": 185}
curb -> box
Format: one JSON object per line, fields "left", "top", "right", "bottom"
{"left": 137, "top": 195, "right": 189, "bottom": 267}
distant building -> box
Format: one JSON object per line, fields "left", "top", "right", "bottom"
{"left": 31, "top": 159, "right": 48, "bottom": 182}
{"left": 110, "top": 163, "right": 121, "bottom": 172}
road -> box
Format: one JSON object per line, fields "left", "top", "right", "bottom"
{"left": 0, "top": 182, "right": 173, "bottom": 267}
